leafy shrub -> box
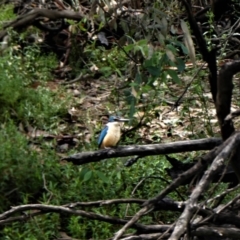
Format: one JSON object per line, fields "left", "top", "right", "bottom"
{"left": 0, "top": 122, "right": 59, "bottom": 210}
{"left": 0, "top": 44, "right": 68, "bottom": 128}
{"left": 0, "top": 4, "right": 15, "bottom": 28}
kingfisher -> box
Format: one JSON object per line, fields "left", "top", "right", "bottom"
{"left": 98, "top": 116, "right": 129, "bottom": 149}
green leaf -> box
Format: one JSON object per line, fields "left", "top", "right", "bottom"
{"left": 176, "top": 58, "right": 185, "bottom": 72}
{"left": 79, "top": 23, "right": 87, "bottom": 32}
{"left": 99, "top": 66, "right": 112, "bottom": 77}
{"left": 124, "top": 89, "right": 134, "bottom": 104}
{"left": 180, "top": 44, "right": 188, "bottom": 54}
{"left": 137, "top": 39, "right": 148, "bottom": 46}
{"left": 159, "top": 53, "right": 168, "bottom": 66}
{"left": 157, "top": 32, "right": 165, "bottom": 44}
{"left": 134, "top": 46, "right": 146, "bottom": 57}
{"left": 96, "top": 171, "right": 109, "bottom": 183}
{"left": 129, "top": 98, "right": 136, "bottom": 119}
{"left": 166, "top": 44, "right": 177, "bottom": 53}
{"left": 135, "top": 71, "right": 142, "bottom": 85}
{"left": 116, "top": 171, "right": 121, "bottom": 180}
{"left": 79, "top": 167, "right": 89, "bottom": 180}
{"left": 83, "top": 170, "right": 93, "bottom": 182}
{"left": 172, "top": 40, "right": 188, "bottom": 55}
{"left": 146, "top": 66, "right": 161, "bottom": 77}
{"left": 124, "top": 43, "right": 134, "bottom": 52}
{"left": 144, "top": 58, "right": 154, "bottom": 67}
{"left": 166, "top": 69, "right": 181, "bottom": 84}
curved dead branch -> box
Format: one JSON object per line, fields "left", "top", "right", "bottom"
{"left": 2, "top": 181, "right": 240, "bottom": 239}
{"left": 0, "top": 198, "right": 178, "bottom": 234}
{"left": 0, "top": 8, "right": 86, "bottom": 40}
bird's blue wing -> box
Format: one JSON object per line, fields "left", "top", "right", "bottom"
{"left": 98, "top": 126, "right": 108, "bottom": 148}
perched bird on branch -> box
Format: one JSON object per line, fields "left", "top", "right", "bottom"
{"left": 98, "top": 116, "right": 129, "bottom": 149}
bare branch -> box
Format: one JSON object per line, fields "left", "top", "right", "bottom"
{"left": 169, "top": 132, "right": 240, "bottom": 240}
{"left": 0, "top": 9, "right": 86, "bottom": 39}
{"left": 216, "top": 193, "right": 240, "bottom": 214}
{"left": 225, "top": 109, "right": 240, "bottom": 122}
{"left": 144, "top": 138, "right": 228, "bottom": 207}
{"left": 0, "top": 204, "right": 126, "bottom": 224}
{"left": 0, "top": 202, "right": 176, "bottom": 234}
{"left": 65, "top": 198, "right": 146, "bottom": 208}
{"left": 207, "top": 184, "right": 240, "bottom": 204}
{"left": 63, "top": 138, "right": 222, "bottom": 165}
{"left": 193, "top": 226, "right": 240, "bottom": 239}
{"left": 121, "top": 232, "right": 169, "bottom": 240}
{"left": 216, "top": 61, "right": 240, "bottom": 139}
{"left": 121, "top": 226, "right": 240, "bottom": 240}
{"left": 113, "top": 206, "right": 153, "bottom": 240}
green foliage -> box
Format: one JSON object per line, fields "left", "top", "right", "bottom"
{"left": 0, "top": 122, "right": 60, "bottom": 211}
{"left": 123, "top": 35, "right": 187, "bottom": 119}
{"left": 0, "top": 1, "right": 224, "bottom": 239}
{"left": 3, "top": 214, "right": 59, "bottom": 239}
{"left": 62, "top": 156, "right": 174, "bottom": 239}
{"left": 0, "top": 44, "right": 68, "bottom": 128}
{"left": 67, "top": 9, "right": 190, "bottom": 123}
{"left": 70, "top": 41, "right": 127, "bottom": 78}
{"left": 0, "top": 4, "right": 15, "bottom": 28}
{"left": 203, "top": 10, "right": 217, "bottom": 50}
{"left": 1, "top": 142, "right": 176, "bottom": 239}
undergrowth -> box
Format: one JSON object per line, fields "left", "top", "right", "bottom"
{"left": 0, "top": 2, "right": 233, "bottom": 240}
{"left": 0, "top": 43, "right": 68, "bottom": 129}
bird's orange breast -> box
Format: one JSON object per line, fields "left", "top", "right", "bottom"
{"left": 100, "top": 123, "right": 121, "bottom": 148}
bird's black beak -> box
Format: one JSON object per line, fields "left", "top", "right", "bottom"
{"left": 117, "top": 118, "right": 129, "bottom": 122}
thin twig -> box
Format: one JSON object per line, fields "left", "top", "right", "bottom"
{"left": 171, "top": 62, "right": 206, "bottom": 110}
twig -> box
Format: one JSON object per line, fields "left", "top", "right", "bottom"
{"left": 143, "top": 139, "right": 224, "bottom": 207}
{"left": 65, "top": 198, "right": 146, "bottom": 208}
{"left": 207, "top": 184, "right": 240, "bottom": 204}
{"left": 172, "top": 62, "right": 206, "bottom": 110}
{"left": 62, "top": 73, "right": 93, "bottom": 84}
{"left": 0, "top": 202, "right": 176, "bottom": 235}
{"left": 113, "top": 206, "right": 154, "bottom": 240}
{"left": 0, "top": 203, "right": 137, "bottom": 228}
{"left": 216, "top": 193, "right": 240, "bottom": 214}
{"left": 124, "top": 155, "right": 145, "bottom": 167}
{"left": 225, "top": 109, "right": 240, "bottom": 122}
{"left": 124, "top": 178, "right": 147, "bottom": 218}
{"left": 42, "top": 172, "right": 53, "bottom": 203}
